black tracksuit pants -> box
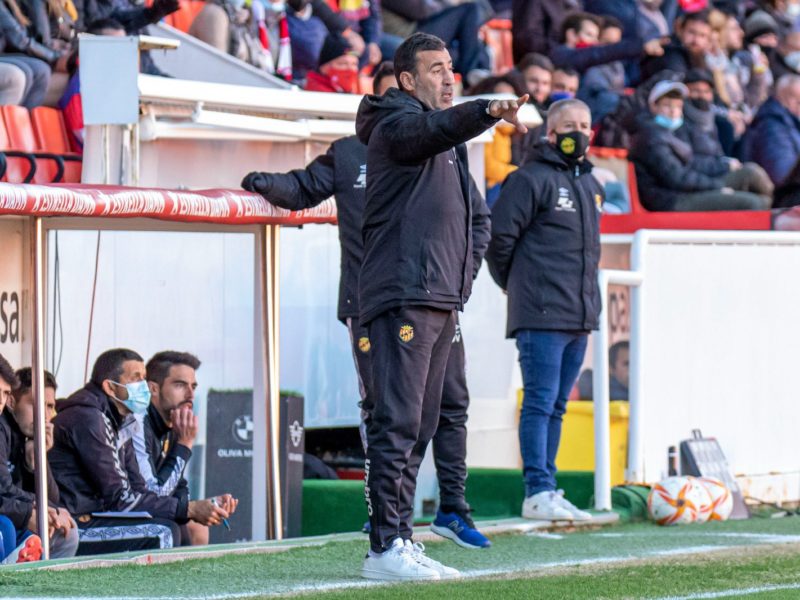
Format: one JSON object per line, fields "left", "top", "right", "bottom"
{"left": 360, "top": 306, "right": 457, "bottom": 553}
{"left": 75, "top": 516, "right": 182, "bottom": 555}
{"left": 348, "top": 314, "right": 472, "bottom": 517}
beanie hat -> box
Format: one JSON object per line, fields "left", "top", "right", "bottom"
{"left": 318, "top": 34, "right": 354, "bottom": 68}
{"left": 684, "top": 68, "right": 714, "bottom": 87}
{"left": 744, "top": 10, "right": 779, "bottom": 44}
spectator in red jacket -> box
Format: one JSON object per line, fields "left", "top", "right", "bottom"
{"left": 305, "top": 33, "right": 360, "bottom": 93}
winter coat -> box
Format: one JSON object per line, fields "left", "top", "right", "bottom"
{"left": 741, "top": 96, "right": 800, "bottom": 185}
{"left": 550, "top": 40, "right": 644, "bottom": 74}
{"left": 630, "top": 118, "right": 725, "bottom": 211}
{"left": 487, "top": 143, "right": 603, "bottom": 337}
{"left": 49, "top": 383, "right": 189, "bottom": 521}
{"left": 0, "top": 0, "right": 58, "bottom": 63}
{"left": 354, "top": 87, "right": 498, "bottom": 324}
{"left": 678, "top": 101, "right": 730, "bottom": 178}
{"left": 485, "top": 124, "right": 518, "bottom": 188}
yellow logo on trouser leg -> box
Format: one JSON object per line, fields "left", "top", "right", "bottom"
{"left": 358, "top": 337, "right": 371, "bottom": 353}
{"left": 398, "top": 324, "right": 414, "bottom": 342}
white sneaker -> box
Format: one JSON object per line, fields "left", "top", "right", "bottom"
{"left": 361, "top": 538, "right": 440, "bottom": 581}
{"left": 553, "top": 489, "right": 592, "bottom": 521}
{"left": 522, "top": 490, "right": 573, "bottom": 521}
{"left": 405, "top": 540, "right": 461, "bottom": 579}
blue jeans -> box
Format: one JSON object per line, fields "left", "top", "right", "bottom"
{"left": 516, "top": 330, "right": 588, "bottom": 497}
{"left": 0, "top": 515, "right": 15, "bottom": 560}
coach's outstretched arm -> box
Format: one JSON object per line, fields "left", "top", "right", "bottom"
{"left": 356, "top": 90, "right": 528, "bottom": 165}
{"left": 241, "top": 143, "right": 337, "bottom": 211}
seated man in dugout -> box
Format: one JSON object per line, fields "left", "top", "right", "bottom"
{"left": 0, "top": 358, "right": 78, "bottom": 562}
{"left": 49, "top": 348, "right": 235, "bottom": 555}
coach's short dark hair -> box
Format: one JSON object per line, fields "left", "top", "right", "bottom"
{"left": 517, "top": 52, "right": 554, "bottom": 74}
{"left": 394, "top": 32, "right": 447, "bottom": 92}
{"left": 561, "top": 12, "right": 601, "bottom": 43}
{"left": 13, "top": 367, "right": 57, "bottom": 399}
{"left": 146, "top": 351, "right": 201, "bottom": 387}
{"left": 372, "top": 61, "right": 395, "bottom": 92}
{"left": 91, "top": 348, "right": 144, "bottom": 387}
{"left": 0, "top": 353, "right": 19, "bottom": 390}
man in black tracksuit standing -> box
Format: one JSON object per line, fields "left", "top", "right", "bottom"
{"left": 242, "top": 63, "right": 493, "bottom": 551}
{"left": 354, "top": 32, "right": 527, "bottom": 581}
{"left": 487, "top": 98, "right": 602, "bottom": 524}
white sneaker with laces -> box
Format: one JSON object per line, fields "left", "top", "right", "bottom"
{"left": 553, "top": 489, "right": 592, "bottom": 521}
{"left": 361, "top": 538, "right": 441, "bottom": 581}
{"left": 522, "top": 490, "right": 573, "bottom": 521}
{"left": 405, "top": 540, "right": 461, "bottom": 579}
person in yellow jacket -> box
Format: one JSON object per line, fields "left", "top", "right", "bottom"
{"left": 466, "top": 72, "right": 528, "bottom": 207}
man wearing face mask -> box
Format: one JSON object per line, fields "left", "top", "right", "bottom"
{"left": 305, "top": 33, "right": 360, "bottom": 93}
{"left": 680, "top": 69, "right": 773, "bottom": 198}
{"left": 630, "top": 80, "right": 771, "bottom": 211}
{"left": 487, "top": 99, "right": 601, "bottom": 523}
{"left": 49, "top": 348, "right": 231, "bottom": 555}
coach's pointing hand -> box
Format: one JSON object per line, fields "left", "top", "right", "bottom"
{"left": 488, "top": 94, "right": 530, "bottom": 134}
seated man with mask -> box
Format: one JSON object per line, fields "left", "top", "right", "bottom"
{"left": 49, "top": 348, "right": 232, "bottom": 555}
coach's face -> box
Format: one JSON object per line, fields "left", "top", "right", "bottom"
{"left": 400, "top": 49, "right": 455, "bottom": 110}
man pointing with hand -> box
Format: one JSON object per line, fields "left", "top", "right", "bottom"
{"left": 355, "top": 32, "right": 527, "bottom": 581}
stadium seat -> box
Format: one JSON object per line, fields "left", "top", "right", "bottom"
{"left": 0, "top": 112, "right": 36, "bottom": 184}
{"left": 30, "top": 107, "right": 83, "bottom": 183}
{"left": 587, "top": 147, "right": 646, "bottom": 214}
{"left": 481, "top": 19, "right": 514, "bottom": 74}
{"left": 0, "top": 106, "right": 72, "bottom": 184}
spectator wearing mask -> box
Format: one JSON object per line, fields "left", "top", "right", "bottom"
{"left": 1, "top": 367, "right": 79, "bottom": 561}
{"left": 550, "top": 11, "right": 664, "bottom": 75}
{"left": 681, "top": 68, "right": 773, "bottom": 197}
{"left": 577, "top": 340, "right": 630, "bottom": 400}
{"left": 550, "top": 66, "right": 580, "bottom": 103}
{"left": 305, "top": 33, "right": 360, "bottom": 92}
{"left": 744, "top": 10, "right": 780, "bottom": 54}
{"left": 512, "top": 0, "right": 582, "bottom": 63}
{"left": 131, "top": 352, "right": 236, "bottom": 547}
{"left": 706, "top": 10, "right": 771, "bottom": 118}
{"left": 768, "top": 25, "right": 800, "bottom": 82}
{"left": 516, "top": 52, "right": 553, "bottom": 111}
{"left": 743, "top": 74, "right": 800, "bottom": 186}
{"left": 640, "top": 10, "right": 713, "bottom": 81}
{"left": 578, "top": 16, "right": 629, "bottom": 123}
{"left": 487, "top": 98, "right": 601, "bottom": 523}
{"left": 49, "top": 348, "right": 234, "bottom": 555}
{"left": 381, "top": 0, "right": 491, "bottom": 85}
{"left": 630, "top": 80, "right": 771, "bottom": 211}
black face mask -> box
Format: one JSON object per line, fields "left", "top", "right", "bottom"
{"left": 555, "top": 131, "right": 590, "bottom": 160}
{"left": 689, "top": 97, "right": 711, "bottom": 111}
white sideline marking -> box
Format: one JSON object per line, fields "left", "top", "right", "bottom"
{"left": 2, "top": 536, "right": 795, "bottom": 600}
{"left": 654, "top": 582, "right": 800, "bottom": 599}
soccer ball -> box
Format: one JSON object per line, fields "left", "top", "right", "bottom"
{"left": 648, "top": 476, "right": 712, "bottom": 526}
{"left": 697, "top": 477, "right": 734, "bottom": 521}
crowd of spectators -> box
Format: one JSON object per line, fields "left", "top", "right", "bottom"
{"left": 0, "top": 349, "right": 237, "bottom": 563}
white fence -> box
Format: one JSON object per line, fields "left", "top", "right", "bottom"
{"left": 593, "top": 230, "right": 800, "bottom": 509}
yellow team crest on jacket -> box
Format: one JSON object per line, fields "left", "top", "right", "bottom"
{"left": 595, "top": 194, "right": 603, "bottom": 212}
{"left": 358, "top": 337, "right": 371, "bottom": 353}
{"left": 398, "top": 324, "right": 414, "bottom": 343}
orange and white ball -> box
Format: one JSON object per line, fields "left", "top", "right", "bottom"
{"left": 648, "top": 476, "right": 712, "bottom": 526}
{"left": 697, "top": 476, "right": 734, "bottom": 521}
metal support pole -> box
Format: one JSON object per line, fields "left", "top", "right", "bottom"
{"left": 260, "top": 225, "right": 283, "bottom": 540}
{"left": 592, "top": 271, "right": 612, "bottom": 511}
{"left": 30, "top": 217, "right": 49, "bottom": 558}
{"left": 593, "top": 269, "right": 643, "bottom": 511}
